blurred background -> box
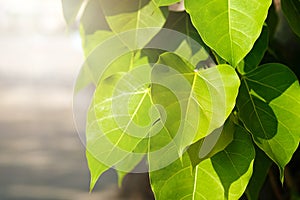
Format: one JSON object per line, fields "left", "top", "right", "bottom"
{"left": 1, "top": 1, "right": 299, "bottom": 200}
{"left": 0, "top": 0, "right": 123, "bottom": 199}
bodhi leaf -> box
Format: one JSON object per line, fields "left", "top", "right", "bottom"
{"left": 99, "top": 0, "right": 168, "bottom": 47}
{"left": 185, "top": 0, "right": 272, "bottom": 66}
{"left": 100, "top": 0, "right": 168, "bottom": 33}
{"left": 237, "top": 26, "right": 269, "bottom": 74}
{"left": 152, "top": 52, "right": 240, "bottom": 146}
{"left": 86, "top": 57, "right": 158, "bottom": 190}
{"left": 245, "top": 147, "right": 272, "bottom": 200}
{"left": 187, "top": 117, "right": 235, "bottom": 168}
{"left": 150, "top": 124, "right": 255, "bottom": 200}
{"left": 237, "top": 63, "right": 300, "bottom": 181}
{"left": 164, "top": 11, "right": 213, "bottom": 67}
{"left": 281, "top": 0, "right": 300, "bottom": 37}
{"left": 152, "top": 0, "right": 181, "bottom": 7}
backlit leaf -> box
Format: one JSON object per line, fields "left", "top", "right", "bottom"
{"left": 237, "top": 63, "right": 300, "bottom": 181}
{"left": 185, "top": 0, "right": 272, "bottom": 66}
{"left": 152, "top": 0, "right": 181, "bottom": 7}
{"left": 150, "top": 124, "right": 255, "bottom": 200}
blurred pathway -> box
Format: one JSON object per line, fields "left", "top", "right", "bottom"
{"left": 0, "top": 0, "right": 121, "bottom": 199}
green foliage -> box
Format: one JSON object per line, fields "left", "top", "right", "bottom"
{"left": 185, "top": 0, "right": 272, "bottom": 67}
{"left": 63, "top": 0, "right": 300, "bottom": 199}
{"left": 281, "top": 0, "right": 300, "bottom": 37}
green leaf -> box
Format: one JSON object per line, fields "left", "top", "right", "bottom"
{"left": 100, "top": 0, "right": 168, "bottom": 32}
{"left": 152, "top": 53, "right": 240, "bottom": 145}
{"left": 61, "top": 0, "right": 83, "bottom": 25}
{"left": 237, "top": 63, "right": 300, "bottom": 181}
{"left": 162, "top": 11, "right": 213, "bottom": 67}
{"left": 105, "top": 0, "right": 168, "bottom": 48}
{"left": 82, "top": 30, "right": 114, "bottom": 57}
{"left": 188, "top": 116, "right": 235, "bottom": 168}
{"left": 237, "top": 26, "right": 269, "bottom": 74}
{"left": 237, "top": 81, "right": 278, "bottom": 140}
{"left": 245, "top": 147, "right": 272, "bottom": 200}
{"left": 185, "top": 0, "right": 272, "bottom": 66}
{"left": 152, "top": 0, "right": 181, "bottom": 7}
{"left": 265, "top": 4, "right": 279, "bottom": 40}
{"left": 80, "top": 0, "right": 111, "bottom": 35}
{"left": 150, "top": 124, "right": 255, "bottom": 200}
{"left": 281, "top": 0, "right": 300, "bottom": 37}
{"left": 86, "top": 58, "right": 155, "bottom": 190}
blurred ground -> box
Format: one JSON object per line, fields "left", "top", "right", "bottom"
{"left": 0, "top": 0, "right": 121, "bottom": 199}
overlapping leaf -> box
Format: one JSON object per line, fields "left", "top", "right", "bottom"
{"left": 152, "top": 0, "right": 181, "bottom": 7}
{"left": 245, "top": 147, "right": 272, "bottom": 200}
{"left": 237, "top": 63, "right": 300, "bottom": 180}
{"left": 185, "top": 0, "right": 272, "bottom": 66}
{"left": 99, "top": 0, "right": 168, "bottom": 48}
{"left": 86, "top": 68, "right": 155, "bottom": 190}
{"left": 238, "top": 26, "right": 269, "bottom": 74}
{"left": 150, "top": 124, "right": 255, "bottom": 200}
{"left": 152, "top": 53, "right": 240, "bottom": 146}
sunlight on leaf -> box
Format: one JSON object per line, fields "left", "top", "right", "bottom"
{"left": 185, "top": 0, "right": 272, "bottom": 66}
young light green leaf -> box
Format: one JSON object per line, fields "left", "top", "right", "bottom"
{"left": 86, "top": 60, "right": 156, "bottom": 190}
{"left": 185, "top": 0, "right": 272, "bottom": 66}
{"left": 82, "top": 30, "right": 114, "bottom": 57}
{"left": 150, "top": 125, "right": 255, "bottom": 200}
{"left": 152, "top": 0, "right": 181, "bottom": 7}
{"left": 237, "top": 63, "right": 300, "bottom": 181}
{"left": 100, "top": 0, "right": 168, "bottom": 47}
{"left": 152, "top": 53, "right": 240, "bottom": 145}
{"left": 281, "top": 0, "right": 300, "bottom": 37}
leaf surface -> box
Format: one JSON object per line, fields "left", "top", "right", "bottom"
{"left": 150, "top": 124, "right": 255, "bottom": 200}
{"left": 152, "top": 53, "right": 240, "bottom": 146}
{"left": 245, "top": 147, "right": 272, "bottom": 200}
{"left": 185, "top": 0, "right": 272, "bottom": 66}
{"left": 281, "top": 0, "right": 300, "bottom": 37}
{"left": 237, "top": 63, "right": 300, "bottom": 180}
{"left": 152, "top": 0, "right": 181, "bottom": 7}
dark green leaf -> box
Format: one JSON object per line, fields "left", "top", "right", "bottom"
{"left": 188, "top": 117, "right": 235, "bottom": 167}
{"left": 246, "top": 147, "right": 272, "bottom": 200}
{"left": 237, "top": 63, "right": 300, "bottom": 181}
{"left": 281, "top": 0, "right": 300, "bottom": 37}
{"left": 238, "top": 26, "right": 269, "bottom": 74}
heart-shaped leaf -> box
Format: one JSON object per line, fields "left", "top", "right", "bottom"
{"left": 152, "top": 53, "right": 240, "bottom": 146}
{"left": 185, "top": 0, "right": 272, "bottom": 66}
{"left": 150, "top": 124, "right": 255, "bottom": 200}
{"left": 237, "top": 63, "right": 300, "bottom": 181}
